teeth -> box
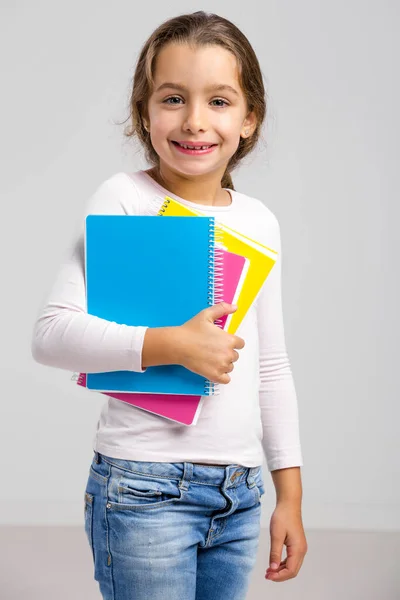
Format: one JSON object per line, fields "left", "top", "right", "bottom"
{"left": 178, "top": 143, "right": 211, "bottom": 150}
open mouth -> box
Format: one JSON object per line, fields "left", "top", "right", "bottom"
{"left": 171, "top": 141, "right": 217, "bottom": 150}
{"left": 171, "top": 141, "right": 218, "bottom": 155}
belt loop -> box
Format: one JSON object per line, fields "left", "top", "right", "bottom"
{"left": 228, "top": 465, "right": 243, "bottom": 485}
{"left": 94, "top": 451, "right": 100, "bottom": 464}
{"left": 246, "top": 466, "right": 257, "bottom": 486}
{"left": 179, "top": 462, "right": 193, "bottom": 491}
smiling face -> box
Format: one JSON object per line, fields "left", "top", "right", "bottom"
{"left": 145, "top": 42, "right": 256, "bottom": 182}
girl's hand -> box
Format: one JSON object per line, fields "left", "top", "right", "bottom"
{"left": 265, "top": 502, "right": 308, "bottom": 583}
{"left": 174, "top": 302, "right": 245, "bottom": 384}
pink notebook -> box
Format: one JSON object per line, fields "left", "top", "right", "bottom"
{"left": 75, "top": 248, "right": 249, "bottom": 425}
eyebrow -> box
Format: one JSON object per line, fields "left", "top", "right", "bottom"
{"left": 155, "top": 82, "right": 239, "bottom": 96}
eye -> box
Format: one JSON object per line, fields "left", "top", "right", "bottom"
{"left": 211, "top": 98, "right": 229, "bottom": 108}
{"left": 162, "top": 96, "right": 229, "bottom": 108}
{"left": 163, "top": 96, "right": 183, "bottom": 105}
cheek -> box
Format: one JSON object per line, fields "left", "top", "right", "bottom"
{"left": 152, "top": 116, "right": 179, "bottom": 142}
{"left": 215, "top": 114, "right": 243, "bottom": 138}
{"left": 150, "top": 113, "right": 167, "bottom": 130}
{"left": 148, "top": 103, "right": 172, "bottom": 131}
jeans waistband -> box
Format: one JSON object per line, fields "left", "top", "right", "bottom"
{"left": 94, "top": 451, "right": 261, "bottom": 489}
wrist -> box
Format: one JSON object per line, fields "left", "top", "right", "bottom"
{"left": 276, "top": 496, "right": 302, "bottom": 508}
{"left": 141, "top": 326, "right": 184, "bottom": 368}
{"left": 271, "top": 466, "right": 303, "bottom": 505}
{"left": 167, "top": 325, "right": 187, "bottom": 365}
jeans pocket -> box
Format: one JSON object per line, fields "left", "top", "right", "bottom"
{"left": 89, "top": 455, "right": 110, "bottom": 484}
{"left": 84, "top": 492, "right": 95, "bottom": 561}
{"left": 107, "top": 470, "right": 184, "bottom": 511}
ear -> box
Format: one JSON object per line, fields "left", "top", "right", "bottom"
{"left": 141, "top": 108, "right": 150, "bottom": 131}
{"left": 241, "top": 111, "right": 257, "bottom": 139}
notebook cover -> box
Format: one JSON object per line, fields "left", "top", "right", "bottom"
{"left": 149, "top": 196, "right": 278, "bottom": 334}
{"left": 75, "top": 248, "right": 248, "bottom": 425}
{"left": 85, "top": 215, "right": 223, "bottom": 396}
{"left": 76, "top": 372, "right": 204, "bottom": 426}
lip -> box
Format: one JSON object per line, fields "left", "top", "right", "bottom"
{"left": 171, "top": 140, "right": 218, "bottom": 156}
{"left": 173, "top": 141, "right": 218, "bottom": 146}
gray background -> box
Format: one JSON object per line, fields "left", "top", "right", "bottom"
{"left": 1, "top": 0, "right": 398, "bottom": 533}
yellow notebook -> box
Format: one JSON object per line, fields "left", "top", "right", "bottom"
{"left": 155, "top": 196, "right": 278, "bottom": 334}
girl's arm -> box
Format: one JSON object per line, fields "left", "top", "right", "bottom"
{"left": 31, "top": 173, "right": 167, "bottom": 373}
{"left": 256, "top": 213, "right": 303, "bottom": 474}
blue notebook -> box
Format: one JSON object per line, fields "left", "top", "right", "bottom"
{"left": 85, "top": 215, "right": 221, "bottom": 396}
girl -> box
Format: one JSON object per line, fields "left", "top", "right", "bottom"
{"left": 31, "top": 11, "right": 307, "bottom": 599}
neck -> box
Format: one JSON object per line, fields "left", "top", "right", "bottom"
{"left": 146, "top": 166, "right": 231, "bottom": 207}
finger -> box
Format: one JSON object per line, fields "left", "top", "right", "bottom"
{"left": 231, "top": 350, "right": 239, "bottom": 362}
{"left": 266, "top": 559, "right": 292, "bottom": 581}
{"left": 269, "top": 545, "right": 283, "bottom": 573}
{"left": 233, "top": 336, "right": 245, "bottom": 350}
{"left": 266, "top": 561, "right": 287, "bottom": 578}
{"left": 284, "top": 550, "right": 303, "bottom": 577}
{"left": 266, "top": 555, "right": 301, "bottom": 581}
{"left": 266, "top": 558, "right": 287, "bottom": 573}
{"left": 218, "top": 372, "right": 231, "bottom": 384}
{"left": 266, "top": 566, "right": 292, "bottom": 581}
{"left": 267, "top": 564, "right": 286, "bottom": 578}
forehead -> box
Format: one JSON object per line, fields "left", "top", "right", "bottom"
{"left": 153, "top": 43, "right": 241, "bottom": 91}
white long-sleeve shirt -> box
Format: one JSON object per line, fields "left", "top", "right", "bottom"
{"left": 31, "top": 170, "right": 303, "bottom": 470}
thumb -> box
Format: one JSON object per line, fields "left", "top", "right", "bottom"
{"left": 206, "top": 302, "right": 237, "bottom": 321}
{"left": 269, "top": 543, "right": 283, "bottom": 570}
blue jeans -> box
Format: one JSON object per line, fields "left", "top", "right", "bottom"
{"left": 84, "top": 451, "right": 265, "bottom": 600}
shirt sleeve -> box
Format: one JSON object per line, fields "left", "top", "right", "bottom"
{"left": 31, "top": 173, "right": 148, "bottom": 374}
{"left": 257, "top": 213, "right": 304, "bottom": 471}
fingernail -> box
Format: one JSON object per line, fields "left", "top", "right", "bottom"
{"left": 270, "top": 562, "right": 278, "bottom": 569}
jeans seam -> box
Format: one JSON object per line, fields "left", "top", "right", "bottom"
{"left": 103, "top": 467, "right": 115, "bottom": 599}
{"left": 90, "top": 466, "right": 109, "bottom": 484}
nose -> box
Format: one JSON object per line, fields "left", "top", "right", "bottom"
{"left": 182, "top": 101, "right": 207, "bottom": 133}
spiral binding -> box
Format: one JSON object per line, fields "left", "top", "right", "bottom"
{"left": 71, "top": 372, "right": 86, "bottom": 386}
{"left": 205, "top": 217, "right": 224, "bottom": 396}
{"left": 156, "top": 196, "right": 171, "bottom": 215}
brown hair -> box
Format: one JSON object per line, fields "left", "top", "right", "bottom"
{"left": 120, "top": 11, "right": 267, "bottom": 191}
